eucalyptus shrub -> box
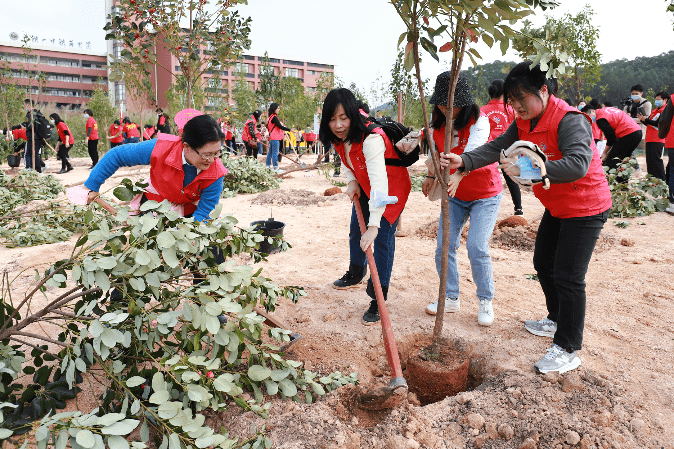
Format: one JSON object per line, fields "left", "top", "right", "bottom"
{"left": 220, "top": 156, "right": 281, "bottom": 198}
{"left": 605, "top": 157, "right": 670, "bottom": 218}
{"left": 0, "top": 192, "right": 357, "bottom": 448}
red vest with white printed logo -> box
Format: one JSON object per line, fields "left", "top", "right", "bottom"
{"left": 595, "top": 107, "right": 640, "bottom": 139}
{"left": 334, "top": 128, "right": 411, "bottom": 224}
{"left": 516, "top": 95, "right": 612, "bottom": 218}
{"left": 147, "top": 134, "right": 226, "bottom": 217}
{"left": 433, "top": 116, "right": 502, "bottom": 202}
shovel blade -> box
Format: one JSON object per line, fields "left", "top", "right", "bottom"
{"left": 357, "top": 385, "right": 407, "bottom": 411}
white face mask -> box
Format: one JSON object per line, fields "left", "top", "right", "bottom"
{"left": 50, "top": 119, "right": 55, "bottom": 124}
{"left": 631, "top": 94, "right": 640, "bottom": 101}
{"left": 83, "top": 114, "right": 89, "bottom": 119}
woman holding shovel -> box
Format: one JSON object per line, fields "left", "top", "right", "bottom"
{"left": 320, "top": 88, "right": 411, "bottom": 325}
{"left": 440, "top": 62, "right": 611, "bottom": 374}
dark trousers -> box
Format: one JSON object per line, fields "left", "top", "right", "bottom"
{"left": 110, "top": 141, "right": 122, "bottom": 149}
{"left": 603, "top": 130, "right": 642, "bottom": 182}
{"left": 665, "top": 148, "right": 674, "bottom": 204}
{"left": 501, "top": 169, "right": 522, "bottom": 211}
{"left": 645, "top": 141, "right": 666, "bottom": 181}
{"left": 88, "top": 139, "right": 99, "bottom": 166}
{"left": 58, "top": 144, "right": 73, "bottom": 170}
{"left": 25, "top": 141, "right": 43, "bottom": 173}
{"left": 246, "top": 143, "right": 259, "bottom": 158}
{"left": 533, "top": 208, "right": 609, "bottom": 351}
{"left": 349, "top": 190, "right": 399, "bottom": 296}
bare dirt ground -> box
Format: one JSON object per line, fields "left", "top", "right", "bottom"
{"left": 3, "top": 154, "right": 673, "bottom": 449}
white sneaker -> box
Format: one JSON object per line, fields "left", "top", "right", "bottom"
{"left": 276, "top": 168, "right": 285, "bottom": 174}
{"left": 425, "top": 297, "right": 460, "bottom": 315}
{"left": 666, "top": 204, "right": 674, "bottom": 216}
{"left": 524, "top": 318, "right": 557, "bottom": 337}
{"left": 477, "top": 299, "right": 494, "bottom": 326}
{"left": 534, "top": 344, "right": 581, "bottom": 374}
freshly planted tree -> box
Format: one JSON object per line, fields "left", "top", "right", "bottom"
{"left": 511, "top": 5, "right": 602, "bottom": 105}
{"left": 104, "top": 0, "right": 252, "bottom": 110}
{"left": 391, "top": 0, "right": 560, "bottom": 346}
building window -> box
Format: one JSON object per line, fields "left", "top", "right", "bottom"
{"left": 113, "top": 46, "right": 123, "bottom": 60}
{"left": 307, "top": 70, "right": 321, "bottom": 76}
{"left": 258, "top": 56, "right": 280, "bottom": 63}
{"left": 285, "top": 68, "right": 300, "bottom": 78}
{"left": 307, "top": 62, "right": 334, "bottom": 69}
{"left": 234, "top": 62, "right": 249, "bottom": 73}
{"left": 115, "top": 84, "right": 126, "bottom": 103}
{"left": 82, "top": 60, "right": 105, "bottom": 69}
{"left": 283, "top": 59, "right": 304, "bottom": 66}
{"left": 242, "top": 55, "right": 255, "bottom": 60}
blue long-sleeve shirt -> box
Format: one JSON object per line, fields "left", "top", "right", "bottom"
{"left": 84, "top": 139, "right": 224, "bottom": 222}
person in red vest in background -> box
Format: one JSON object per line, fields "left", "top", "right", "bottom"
{"left": 49, "top": 113, "right": 74, "bottom": 174}
{"left": 581, "top": 103, "right": 641, "bottom": 183}
{"left": 637, "top": 91, "right": 669, "bottom": 181}
{"left": 223, "top": 120, "right": 234, "bottom": 153}
{"left": 122, "top": 117, "right": 141, "bottom": 144}
{"left": 442, "top": 62, "right": 612, "bottom": 375}
{"left": 421, "top": 73, "right": 500, "bottom": 326}
{"left": 83, "top": 108, "right": 99, "bottom": 169}
{"left": 156, "top": 108, "right": 171, "bottom": 134}
{"left": 11, "top": 124, "right": 27, "bottom": 157}
{"left": 481, "top": 78, "right": 522, "bottom": 216}
{"left": 108, "top": 120, "right": 124, "bottom": 148}
{"left": 143, "top": 124, "right": 156, "bottom": 140}
{"left": 320, "top": 88, "right": 411, "bottom": 326}
{"left": 241, "top": 110, "right": 261, "bottom": 158}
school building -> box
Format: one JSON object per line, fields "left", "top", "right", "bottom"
{"left": 0, "top": 38, "right": 108, "bottom": 108}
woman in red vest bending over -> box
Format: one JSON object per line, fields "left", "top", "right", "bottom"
{"left": 421, "top": 73, "right": 501, "bottom": 326}
{"left": 442, "top": 62, "right": 612, "bottom": 374}
{"left": 320, "top": 88, "right": 411, "bottom": 325}
{"left": 481, "top": 79, "right": 522, "bottom": 216}
{"left": 83, "top": 114, "right": 227, "bottom": 223}
{"left": 108, "top": 120, "right": 125, "bottom": 149}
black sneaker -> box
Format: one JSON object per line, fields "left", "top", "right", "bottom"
{"left": 333, "top": 263, "right": 367, "bottom": 289}
{"left": 514, "top": 208, "right": 524, "bottom": 216}
{"left": 57, "top": 169, "right": 67, "bottom": 174}
{"left": 362, "top": 300, "right": 380, "bottom": 325}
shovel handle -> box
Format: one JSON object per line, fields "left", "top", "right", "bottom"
{"left": 353, "top": 199, "right": 405, "bottom": 383}
{"left": 93, "top": 196, "right": 119, "bottom": 215}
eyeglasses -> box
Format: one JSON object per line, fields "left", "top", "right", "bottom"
{"left": 193, "top": 149, "right": 221, "bottom": 161}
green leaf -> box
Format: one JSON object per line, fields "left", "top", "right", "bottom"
{"left": 135, "top": 249, "right": 152, "bottom": 266}
{"left": 157, "top": 231, "right": 176, "bottom": 249}
{"left": 97, "top": 413, "right": 126, "bottom": 427}
{"left": 162, "top": 247, "right": 180, "bottom": 268}
{"left": 263, "top": 379, "right": 278, "bottom": 395}
{"left": 279, "top": 379, "right": 297, "bottom": 397}
{"left": 0, "top": 429, "right": 13, "bottom": 439}
{"left": 126, "top": 376, "right": 146, "bottom": 388}
{"left": 76, "top": 429, "right": 96, "bottom": 448}
{"left": 100, "top": 419, "right": 140, "bottom": 435}
{"left": 149, "top": 390, "right": 170, "bottom": 404}
{"left": 107, "top": 435, "right": 130, "bottom": 449}
{"left": 248, "top": 365, "right": 272, "bottom": 382}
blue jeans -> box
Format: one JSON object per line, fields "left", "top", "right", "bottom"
{"left": 435, "top": 192, "right": 502, "bottom": 300}
{"left": 125, "top": 137, "right": 139, "bottom": 144}
{"left": 267, "top": 140, "right": 280, "bottom": 168}
{"left": 349, "top": 191, "right": 399, "bottom": 290}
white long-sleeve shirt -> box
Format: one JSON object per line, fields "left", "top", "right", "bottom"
{"left": 426, "top": 116, "right": 490, "bottom": 175}
{"left": 342, "top": 134, "right": 389, "bottom": 227}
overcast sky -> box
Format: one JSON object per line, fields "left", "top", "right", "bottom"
{"left": 1, "top": 0, "right": 673, "bottom": 103}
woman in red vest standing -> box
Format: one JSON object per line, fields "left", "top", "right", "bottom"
{"left": 481, "top": 79, "right": 522, "bottom": 216}
{"left": 637, "top": 91, "right": 669, "bottom": 181}
{"left": 320, "top": 88, "right": 411, "bottom": 325}
{"left": 442, "top": 62, "right": 612, "bottom": 374}
{"left": 84, "top": 108, "right": 99, "bottom": 169}
{"left": 49, "top": 113, "right": 74, "bottom": 174}
{"left": 241, "top": 110, "right": 261, "bottom": 158}
{"left": 421, "top": 73, "right": 501, "bottom": 327}
{"left": 108, "top": 120, "right": 124, "bottom": 149}
{"left": 267, "top": 103, "right": 292, "bottom": 171}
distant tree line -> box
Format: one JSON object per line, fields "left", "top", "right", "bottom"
{"left": 461, "top": 51, "right": 674, "bottom": 107}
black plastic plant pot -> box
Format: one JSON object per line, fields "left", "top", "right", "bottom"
{"left": 251, "top": 219, "right": 286, "bottom": 255}
{"left": 7, "top": 154, "right": 21, "bottom": 168}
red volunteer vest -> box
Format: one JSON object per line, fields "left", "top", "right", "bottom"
{"left": 517, "top": 95, "right": 612, "bottom": 219}
{"left": 56, "top": 122, "right": 74, "bottom": 146}
{"left": 109, "top": 124, "right": 124, "bottom": 143}
{"left": 334, "top": 128, "right": 411, "bottom": 224}
{"left": 12, "top": 129, "right": 27, "bottom": 140}
{"left": 267, "top": 114, "right": 284, "bottom": 141}
{"left": 645, "top": 105, "right": 666, "bottom": 143}
{"left": 241, "top": 116, "right": 257, "bottom": 141}
{"left": 86, "top": 117, "right": 99, "bottom": 140}
{"left": 591, "top": 121, "right": 603, "bottom": 141}
{"left": 595, "top": 107, "right": 640, "bottom": 139}
{"left": 481, "top": 99, "right": 515, "bottom": 142}
{"left": 433, "top": 117, "right": 503, "bottom": 202}
{"left": 124, "top": 123, "right": 140, "bottom": 138}
{"left": 225, "top": 125, "right": 233, "bottom": 140}
{"left": 147, "top": 134, "right": 226, "bottom": 217}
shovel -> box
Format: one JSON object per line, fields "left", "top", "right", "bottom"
{"left": 352, "top": 198, "right": 407, "bottom": 410}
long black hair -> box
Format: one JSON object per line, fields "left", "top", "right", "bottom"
{"left": 488, "top": 79, "right": 505, "bottom": 99}
{"left": 182, "top": 114, "right": 225, "bottom": 150}
{"left": 431, "top": 104, "right": 480, "bottom": 131}
{"left": 319, "top": 88, "right": 368, "bottom": 146}
{"left": 49, "top": 113, "right": 63, "bottom": 124}
{"left": 503, "top": 62, "right": 558, "bottom": 106}
{"left": 268, "top": 103, "right": 279, "bottom": 117}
